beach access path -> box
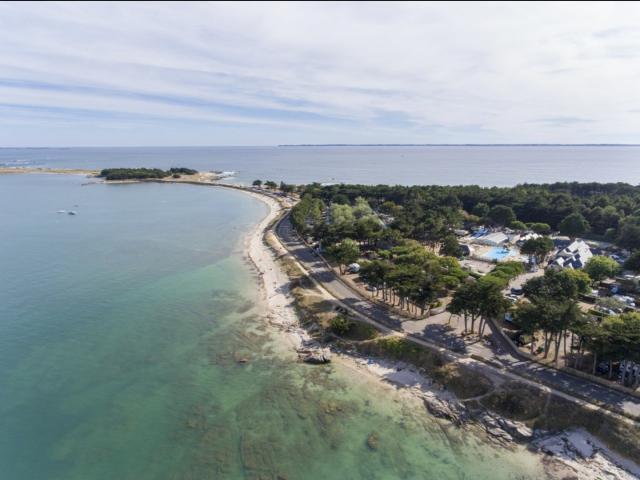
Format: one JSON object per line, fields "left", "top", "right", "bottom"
{"left": 273, "top": 211, "right": 640, "bottom": 422}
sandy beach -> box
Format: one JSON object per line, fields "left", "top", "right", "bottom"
{"left": 239, "top": 188, "right": 310, "bottom": 350}
{"left": 238, "top": 186, "right": 640, "bottom": 480}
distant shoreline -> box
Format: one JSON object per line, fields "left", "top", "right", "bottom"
{"left": 0, "top": 167, "right": 99, "bottom": 175}
{"left": 2, "top": 144, "right": 640, "bottom": 150}
{"left": 278, "top": 143, "right": 640, "bottom": 147}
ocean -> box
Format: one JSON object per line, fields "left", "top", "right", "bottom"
{"left": 0, "top": 145, "right": 638, "bottom": 186}
{"left": 0, "top": 171, "right": 549, "bottom": 479}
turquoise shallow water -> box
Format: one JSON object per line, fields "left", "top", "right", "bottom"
{"left": 0, "top": 174, "right": 547, "bottom": 479}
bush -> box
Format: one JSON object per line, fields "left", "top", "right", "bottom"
{"left": 530, "top": 222, "right": 551, "bottom": 234}
{"left": 604, "top": 228, "right": 617, "bottom": 240}
{"left": 441, "top": 275, "right": 461, "bottom": 289}
{"left": 329, "top": 315, "right": 353, "bottom": 335}
{"left": 484, "top": 261, "right": 525, "bottom": 286}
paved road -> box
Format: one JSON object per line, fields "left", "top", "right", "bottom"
{"left": 276, "top": 213, "right": 640, "bottom": 420}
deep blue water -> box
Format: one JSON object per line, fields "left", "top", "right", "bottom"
{"left": 1, "top": 145, "right": 638, "bottom": 186}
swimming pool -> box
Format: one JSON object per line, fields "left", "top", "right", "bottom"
{"left": 482, "top": 246, "right": 517, "bottom": 261}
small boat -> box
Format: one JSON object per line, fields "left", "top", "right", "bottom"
{"left": 68, "top": 211, "right": 77, "bottom": 216}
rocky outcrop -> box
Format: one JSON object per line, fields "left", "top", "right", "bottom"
{"left": 298, "top": 347, "right": 332, "bottom": 364}
{"left": 477, "top": 412, "right": 533, "bottom": 444}
{"left": 420, "top": 390, "right": 534, "bottom": 444}
{"left": 421, "top": 392, "right": 468, "bottom": 426}
{"left": 534, "top": 429, "right": 596, "bottom": 460}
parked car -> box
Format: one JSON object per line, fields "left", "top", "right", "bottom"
{"left": 613, "top": 294, "right": 636, "bottom": 308}
{"left": 596, "top": 361, "right": 610, "bottom": 375}
{"left": 510, "top": 287, "right": 523, "bottom": 296}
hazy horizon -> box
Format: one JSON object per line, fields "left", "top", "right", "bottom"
{"left": 2, "top": 143, "right": 640, "bottom": 149}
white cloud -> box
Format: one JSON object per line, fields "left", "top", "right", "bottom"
{"left": 0, "top": 1, "right": 639, "bottom": 145}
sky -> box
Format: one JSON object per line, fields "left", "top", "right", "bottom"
{"left": 1, "top": 1, "right": 639, "bottom": 146}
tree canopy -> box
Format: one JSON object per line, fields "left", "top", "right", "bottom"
{"left": 559, "top": 213, "right": 590, "bottom": 238}
{"left": 326, "top": 238, "right": 360, "bottom": 273}
{"left": 520, "top": 236, "right": 554, "bottom": 264}
{"left": 99, "top": 167, "right": 198, "bottom": 180}
{"left": 297, "top": 181, "right": 640, "bottom": 251}
{"left": 487, "top": 205, "right": 516, "bottom": 226}
{"left": 584, "top": 255, "right": 621, "bottom": 282}
{"left": 624, "top": 251, "right": 640, "bottom": 273}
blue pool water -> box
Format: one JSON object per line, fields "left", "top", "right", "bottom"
{"left": 483, "top": 246, "right": 516, "bottom": 261}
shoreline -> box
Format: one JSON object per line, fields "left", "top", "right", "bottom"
{"left": 236, "top": 185, "right": 640, "bottom": 480}
{"left": 0, "top": 167, "right": 99, "bottom": 176}
{"left": 239, "top": 188, "right": 311, "bottom": 351}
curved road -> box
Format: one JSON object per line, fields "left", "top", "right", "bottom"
{"left": 275, "top": 212, "right": 640, "bottom": 421}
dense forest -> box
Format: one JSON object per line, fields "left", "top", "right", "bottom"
{"left": 296, "top": 182, "right": 640, "bottom": 251}
{"left": 99, "top": 167, "right": 198, "bottom": 180}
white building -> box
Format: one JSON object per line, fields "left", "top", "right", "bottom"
{"left": 519, "top": 232, "right": 541, "bottom": 243}
{"left": 475, "top": 232, "right": 509, "bottom": 246}
{"left": 550, "top": 239, "right": 593, "bottom": 270}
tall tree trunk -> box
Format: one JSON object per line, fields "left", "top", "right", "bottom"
{"left": 578, "top": 339, "right": 584, "bottom": 369}
{"left": 553, "top": 332, "right": 561, "bottom": 366}
{"left": 530, "top": 333, "right": 535, "bottom": 355}
{"left": 543, "top": 331, "right": 550, "bottom": 358}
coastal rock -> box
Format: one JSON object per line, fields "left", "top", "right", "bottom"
{"left": 535, "top": 430, "right": 595, "bottom": 460}
{"left": 486, "top": 427, "right": 513, "bottom": 442}
{"left": 496, "top": 417, "right": 533, "bottom": 441}
{"left": 300, "top": 348, "right": 332, "bottom": 364}
{"left": 564, "top": 430, "right": 595, "bottom": 459}
{"left": 422, "top": 393, "right": 466, "bottom": 425}
{"left": 537, "top": 436, "right": 571, "bottom": 456}
{"left": 476, "top": 413, "right": 533, "bottom": 442}
{"left": 366, "top": 432, "right": 379, "bottom": 451}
